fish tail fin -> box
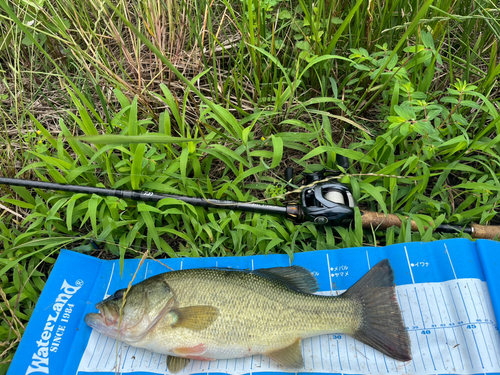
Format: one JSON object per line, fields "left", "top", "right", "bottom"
{"left": 344, "top": 259, "right": 412, "bottom": 361}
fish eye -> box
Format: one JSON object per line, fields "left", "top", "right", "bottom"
{"left": 113, "top": 289, "right": 126, "bottom": 299}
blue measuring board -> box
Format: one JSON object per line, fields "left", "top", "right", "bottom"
{"left": 8, "top": 238, "right": 500, "bottom": 375}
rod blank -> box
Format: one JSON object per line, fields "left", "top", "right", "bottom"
{"left": 0, "top": 177, "right": 289, "bottom": 216}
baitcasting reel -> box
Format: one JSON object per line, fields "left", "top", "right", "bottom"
{"left": 284, "top": 167, "right": 355, "bottom": 226}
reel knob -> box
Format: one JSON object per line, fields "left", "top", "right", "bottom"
{"left": 314, "top": 216, "right": 329, "bottom": 224}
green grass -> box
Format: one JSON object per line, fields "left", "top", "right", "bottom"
{"left": 0, "top": 0, "right": 499, "bottom": 371}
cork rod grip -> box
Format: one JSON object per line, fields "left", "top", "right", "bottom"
{"left": 361, "top": 211, "right": 500, "bottom": 239}
{"left": 361, "top": 211, "right": 419, "bottom": 231}
{"left": 470, "top": 224, "right": 500, "bottom": 240}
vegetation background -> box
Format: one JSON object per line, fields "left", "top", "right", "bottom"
{"left": 0, "top": 0, "right": 499, "bottom": 371}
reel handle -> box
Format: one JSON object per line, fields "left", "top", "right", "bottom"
{"left": 284, "top": 167, "right": 294, "bottom": 183}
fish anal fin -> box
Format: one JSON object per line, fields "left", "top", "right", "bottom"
{"left": 266, "top": 339, "right": 304, "bottom": 369}
{"left": 171, "top": 306, "right": 219, "bottom": 331}
{"left": 167, "top": 356, "right": 190, "bottom": 374}
{"left": 254, "top": 266, "right": 319, "bottom": 293}
{"left": 344, "top": 259, "right": 412, "bottom": 362}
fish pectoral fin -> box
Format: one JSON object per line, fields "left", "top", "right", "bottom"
{"left": 166, "top": 356, "right": 190, "bottom": 374}
{"left": 171, "top": 306, "right": 219, "bottom": 331}
{"left": 266, "top": 339, "right": 304, "bottom": 369}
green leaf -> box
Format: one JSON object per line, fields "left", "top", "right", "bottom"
{"left": 388, "top": 116, "right": 406, "bottom": 124}
{"left": 440, "top": 96, "right": 459, "bottom": 104}
{"left": 246, "top": 42, "right": 292, "bottom": 89}
{"left": 88, "top": 195, "right": 102, "bottom": 235}
{"left": 233, "top": 165, "right": 268, "bottom": 183}
{"left": 0, "top": 238, "right": 75, "bottom": 278}
{"left": 141, "top": 210, "right": 162, "bottom": 251}
{"left": 75, "top": 134, "right": 201, "bottom": 145}
{"left": 460, "top": 100, "right": 481, "bottom": 109}
{"left": 28, "top": 151, "right": 72, "bottom": 171}
{"left": 300, "top": 146, "right": 374, "bottom": 164}
{"left": 278, "top": 9, "right": 292, "bottom": 19}
{"left": 131, "top": 143, "right": 146, "bottom": 190}
{"left": 296, "top": 40, "right": 311, "bottom": 50}
{"left": 298, "top": 55, "right": 353, "bottom": 82}
{"left": 420, "top": 31, "right": 435, "bottom": 49}
{"left": 235, "top": 224, "right": 278, "bottom": 238}
{"left": 66, "top": 194, "right": 86, "bottom": 231}
{"left": 328, "top": 115, "right": 372, "bottom": 135}
{"left": 157, "top": 84, "right": 183, "bottom": 130}
{"left": 211, "top": 144, "right": 249, "bottom": 167}
{"left": 129, "top": 96, "right": 139, "bottom": 153}
{"left": 66, "top": 90, "right": 100, "bottom": 137}
{"left": 325, "top": 0, "right": 364, "bottom": 55}
{"left": 179, "top": 146, "right": 189, "bottom": 181}
{"left": 241, "top": 125, "right": 254, "bottom": 146}
{"left": 203, "top": 103, "right": 244, "bottom": 140}
{"left": 270, "top": 135, "right": 283, "bottom": 168}
{"left": 264, "top": 238, "right": 284, "bottom": 255}
{"left": 363, "top": 160, "right": 406, "bottom": 183}
{"left": 0, "top": 197, "right": 35, "bottom": 209}
{"left": 394, "top": 105, "right": 416, "bottom": 120}
{"left": 454, "top": 182, "right": 500, "bottom": 192}
{"left": 390, "top": 80, "right": 400, "bottom": 116}
{"left": 359, "top": 182, "right": 388, "bottom": 214}
{"left": 114, "top": 89, "right": 131, "bottom": 108}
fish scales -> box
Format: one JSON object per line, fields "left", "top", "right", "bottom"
{"left": 137, "top": 268, "right": 361, "bottom": 358}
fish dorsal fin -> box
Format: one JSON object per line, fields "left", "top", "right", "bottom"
{"left": 266, "top": 339, "right": 304, "bottom": 369}
{"left": 167, "top": 356, "right": 190, "bottom": 374}
{"left": 170, "top": 306, "right": 219, "bottom": 331}
{"left": 254, "top": 266, "right": 319, "bottom": 293}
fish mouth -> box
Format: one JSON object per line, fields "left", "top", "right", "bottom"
{"left": 84, "top": 312, "right": 112, "bottom": 328}
{"left": 84, "top": 311, "right": 122, "bottom": 340}
{"left": 84, "top": 302, "right": 149, "bottom": 339}
{"left": 85, "top": 295, "right": 175, "bottom": 341}
{"left": 84, "top": 312, "right": 106, "bottom": 329}
{"left": 99, "top": 307, "right": 119, "bottom": 326}
{"left": 84, "top": 305, "right": 120, "bottom": 331}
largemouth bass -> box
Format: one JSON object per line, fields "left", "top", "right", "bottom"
{"left": 85, "top": 259, "right": 411, "bottom": 373}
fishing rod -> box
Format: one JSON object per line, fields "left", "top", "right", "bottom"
{"left": 0, "top": 170, "right": 499, "bottom": 239}
{"left": 0, "top": 172, "right": 352, "bottom": 225}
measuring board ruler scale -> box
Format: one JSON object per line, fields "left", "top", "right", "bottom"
{"left": 7, "top": 239, "right": 500, "bottom": 375}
